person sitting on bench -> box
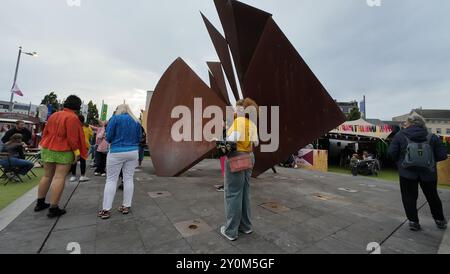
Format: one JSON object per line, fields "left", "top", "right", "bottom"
{"left": 0, "top": 133, "right": 34, "bottom": 176}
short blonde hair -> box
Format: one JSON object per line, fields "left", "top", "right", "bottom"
{"left": 115, "top": 104, "right": 138, "bottom": 122}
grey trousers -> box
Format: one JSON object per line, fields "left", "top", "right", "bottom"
{"left": 224, "top": 152, "right": 255, "bottom": 239}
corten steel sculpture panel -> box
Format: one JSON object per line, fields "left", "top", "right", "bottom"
{"left": 242, "top": 18, "right": 346, "bottom": 177}
{"left": 213, "top": 0, "right": 272, "bottom": 84}
{"left": 205, "top": 0, "right": 346, "bottom": 177}
{"left": 207, "top": 61, "right": 230, "bottom": 105}
{"left": 201, "top": 13, "right": 240, "bottom": 101}
{"left": 147, "top": 58, "right": 226, "bottom": 177}
{"left": 148, "top": 0, "right": 345, "bottom": 177}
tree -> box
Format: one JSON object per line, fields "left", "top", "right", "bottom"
{"left": 347, "top": 107, "right": 362, "bottom": 121}
{"left": 87, "top": 100, "right": 99, "bottom": 125}
{"left": 41, "top": 92, "right": 60, "bottom": 111}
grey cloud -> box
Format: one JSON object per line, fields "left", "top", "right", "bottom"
{"left": 0, "top": 0, "right": 449, "bottom": 119}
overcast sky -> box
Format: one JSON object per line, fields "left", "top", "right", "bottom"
{"left": 0, "top": 0, "right": 449, "bottom": 120}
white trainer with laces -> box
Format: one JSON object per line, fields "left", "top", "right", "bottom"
{"left": 220, "top": 226, "right": 237, "bottom": 241}
{"left": 79, "top": 176, "right": 90, "bottom": 182}
{"left": 69, "top": 176, "right": 77, "bottom": 182}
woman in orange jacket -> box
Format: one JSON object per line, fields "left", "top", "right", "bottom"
{"left": 35, "top": 95, "right": 88, "bottom": 218}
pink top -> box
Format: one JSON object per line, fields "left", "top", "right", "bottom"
{"left": 96, "top": 127, "right": 109, "bottom": 153}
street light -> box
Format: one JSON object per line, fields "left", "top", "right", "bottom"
{"left": 9, "top": 46, "right": 38, "bottom": 111}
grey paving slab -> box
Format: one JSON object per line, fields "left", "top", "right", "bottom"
{"left": 1, "top": 159, "right": 449, "bottom": 254}
{"left": 185, "top": 231, "right": 236, "bottom": 254}
{"left": 95, "top": 233, "right": 146, "bottom": 254}
{"left": 174, "top": 219, "right": 213, "bottom": 238}
{"left": 42, "top": 225, "right": 97, "bottom": 251}
{"left": 314, "top": 236, "right": 366, "bottom": 254}
{"left": 41, "top": 241, "right": 96, "bottom": 254}
{"left": 135, "top": 217, "right": 184, "bottom": 249}
{"left": 54, "top": 213, "right": 98, "bottom": 231}
{"left": 231, "top": 233, "right": 287, "bottom": 254}
{"left": 145, "top": 238, "right": 194, "bottom": 254}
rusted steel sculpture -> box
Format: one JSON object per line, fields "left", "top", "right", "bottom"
{"left": 147, "top": 0, "right": 345, "bottom": 177}
{"left": 205, "top": 0, "right": 345, "bottom": 177}
{"left": 207, "top": 61, "right": 230, "bottom": 105}
{"left": 201, "top": 13, "right": 240, "bottom": 102}
{"left": 147, "top": 58, "right": 226, "bottom": 177}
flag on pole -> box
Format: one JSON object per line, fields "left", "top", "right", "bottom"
{"left": 11, "top": 83, "right": 24, "bottom": 97}
{"left": 101, "top": 103, "right": 108, "bottom": 121}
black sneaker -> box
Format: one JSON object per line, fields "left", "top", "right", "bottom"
{"left": 47, "top": 207, "right": 67, "bottom": 218}
{"left": 409, "top": 222, "right": 422, "bottom": 232}
{"left": 436, "top": 220, "right": 448, "bottom": 230}
{"left": 34, "top": 202, "right": 50, "bottom": 212}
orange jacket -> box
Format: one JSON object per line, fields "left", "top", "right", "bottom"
{"left": 40, "top": 108, "right": 88, "bottom": 159}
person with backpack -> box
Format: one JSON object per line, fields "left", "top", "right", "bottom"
{"left": 388, "top": 115, "right": 448, "bottom": 231}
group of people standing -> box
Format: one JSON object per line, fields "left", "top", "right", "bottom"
{"left": 30, "top": 94, "right": 447, "bottom": 242}
{"left": 31, "top": 95, "right": 261, "bottom": 242}
{"left": 34, "top": 95, "right": 145, "bottom": 219}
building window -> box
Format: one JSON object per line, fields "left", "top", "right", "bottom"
{"left": 13, "top": 105, "right": 30, "bottom": 111}
{"left": 447, "top": 128, "right": 450, "bottom": 135}
{"left": 436, "top": 128, "right": 442, "bottom": 135}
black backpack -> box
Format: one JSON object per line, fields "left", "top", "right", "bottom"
{"left": 402, "top": 133, "right": 435, "bottom": 171}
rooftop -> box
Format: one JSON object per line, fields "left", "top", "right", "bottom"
{"left": 414, "top": 109, "right": 450, "bottom": 120}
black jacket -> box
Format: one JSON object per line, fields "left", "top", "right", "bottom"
{"left": 2, "top": 143, "right": 25, "bottom": 159}
{"left": 388, "top": 126, "right": 448, "bottom": 181}
{"left": 1, "top": 127, "right": 32, "bottom": 145}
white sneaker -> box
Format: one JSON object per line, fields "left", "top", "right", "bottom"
{"left": 239, "top": 229, "right": 253, "bottom": 235}
{"left": 220, "top": 226, "right": 237, "bottom": 241}
{"left": 101, "top": 173, "right": 107, "bottom": 177}
{"left": 69, "top": 176, "right": 77, "bottom": 182}
{"left": 79, "top": 176, "right": 90, "bottom": 182}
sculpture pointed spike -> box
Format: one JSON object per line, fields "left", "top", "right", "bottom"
{"left": 201, "top": 12, "right": 240, "bottom": 101}
{"left": 207, "top": 61, "right": 231, "bottom": 105}
{"left": 213, "top": 0, "right": 272, "bottom": 84}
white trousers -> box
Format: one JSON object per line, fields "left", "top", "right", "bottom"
{"left": 102, "top": 151, "right": 139, "bottom": 211}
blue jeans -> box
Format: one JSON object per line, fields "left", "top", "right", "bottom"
{"left": 89, "top": 145, "right": 97, "bottom": 160}
{"left": 224, "top": 152, "right": 255, "bottom": 239}
{"left": 0, "top": 158, "right": 34, "bottom": 175}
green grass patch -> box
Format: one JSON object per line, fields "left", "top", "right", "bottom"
{"left": 328, "top": 165, "right": 450, "bottom": 190}
{"left": 329, "top": 165, "right": 399, "bottom": 182}
{"left": 0, "top": 168, "right": 44, "bottom": 211}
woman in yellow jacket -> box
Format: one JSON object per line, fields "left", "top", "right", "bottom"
{"left": 221, "top": 98, "right": 259, "bottom": 241}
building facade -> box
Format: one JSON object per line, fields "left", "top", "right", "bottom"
{"left": 393, "top": 109, "right": 450, "bottom": 135}
{"left": 146, "top": 90, "right": 154, "bottom": 111}
{"left": 337, "top": 101, "right": 359, "bottom": 116}
{"left": 0, "top": 101, "right": 38, "bottom": 117}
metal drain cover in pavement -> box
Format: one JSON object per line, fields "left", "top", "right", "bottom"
{"left": 313, "top": 193, "right": 335, "bottom": 201}
{"left": 174, "top": 219, "right": 213, "bottom": 238}
{"left": 260, "top": 202, "right": 291, "bottom": 213}
{"left": 338, "top": 188, "right": 359, "bottom": 193}
{"left": 148, "top": 191, "right": 172, "bottom": 199}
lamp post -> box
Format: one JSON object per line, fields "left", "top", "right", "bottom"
{"left": 10, "top": 46, "right": 38, "bottom": 112}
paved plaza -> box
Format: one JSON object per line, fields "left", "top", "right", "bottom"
{"left": 0, "top": 159, "right": 449, "bottom": 254}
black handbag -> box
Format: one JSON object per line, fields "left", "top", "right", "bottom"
{"left": 216, "top": 141, "right": 237, "bottom": 157}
